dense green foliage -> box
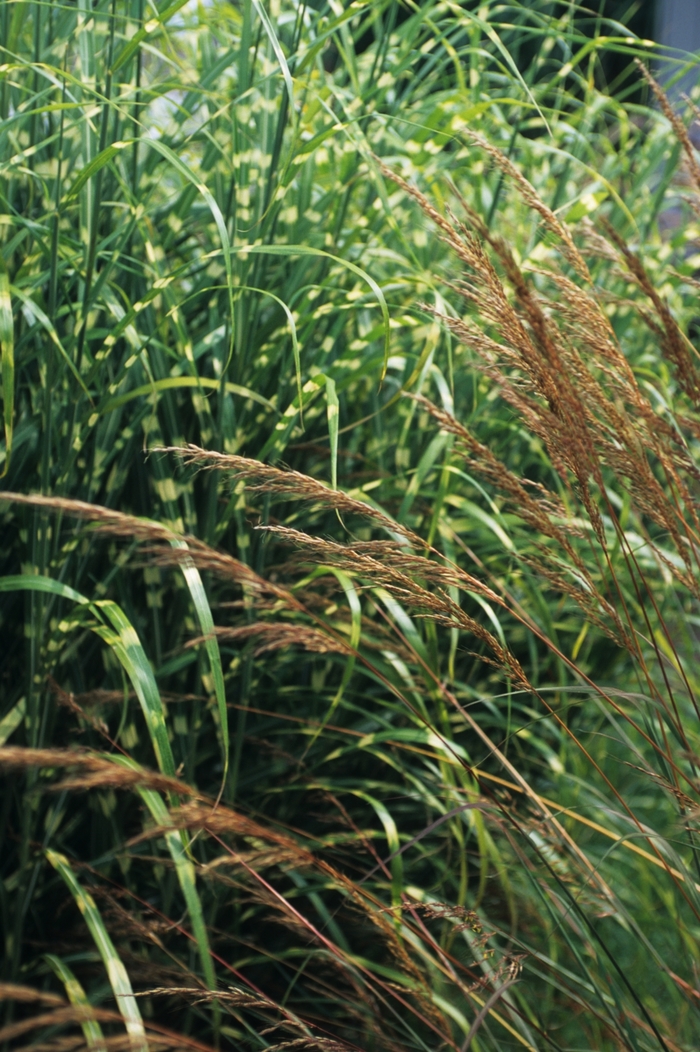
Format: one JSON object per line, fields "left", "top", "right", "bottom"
{"left": 2, "top": 2, "right": 700, "bottom": 1050}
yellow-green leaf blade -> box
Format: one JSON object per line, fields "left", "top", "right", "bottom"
{"left": 44, "top": 954, "right": 107, "bottom": 1052}
{"left": 46, "top": 851, "right": 146, "bottom": 1051}
{"left": 0, "top": 258, "right": 14, "bottom": 476}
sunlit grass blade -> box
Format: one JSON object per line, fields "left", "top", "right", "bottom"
{"left": 325, "top": 375, "right": 339, "bottom": 490}
{"left": 141, "top": 786, "right": 217, "bottom": 991}
{"left": 91, "top": 599, "right": 176, "bottom": 778}
{"left": 112, "top": 0, "right": 191, "bottom": 72}
{"left": 45, "top": 851, "right": 146, "bottom": 1052}
{"left": 11, "top": 285, "right": 91, "bottom": 398}
{"left": 107, "top": 754, "right": 217, "bottom": 993}
{"left": 0, "top": 257, "right": 14, "bottom": 476}
{"left": 0, "top": 696, "right": 25, "bottom": 745}
{"left": 0, "top": 575, "right": 89, "bottom": 606}
{"left": 101, "top": 376, "right": 275, "bottom": 414}
{"left": 0, "top": 575, "right": 175, "bottom": 778}
{"left": 251, "top": 0, "right": 295, "bottom": 112}
{"left": 169, "top": 541, "right": 228, "bottom": 793}
{"left": 44, "top": 954, "right": 107, "bottom": 1052}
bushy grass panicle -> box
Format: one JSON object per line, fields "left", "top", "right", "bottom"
{"left": 2, "top": 1, "right": 700, "bottom": 1050}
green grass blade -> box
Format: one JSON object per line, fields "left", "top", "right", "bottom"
{"left": 144, "top": 138, "right": 235, "bottom": 370}
{"left": 11, "top": 286, "right": 91, "bottom": 398}
{"left": 352, "top": 789, "right": 403, "bottom": 909}
{"left": 141, "top": 784, "right": 217, "bottom": 990}
{"left": 325, "top": 376, "right": 339, "bottom": 491}
{"left": 398, "top": 432, "right": 448, "bottom": 523}
{"left": 101, "top": 376, "right": 275, "bottom": 414}
{"left": 0, "top": 574, "right": 89, "bottom": 606}
{"left": 302, "top": 564, "right": 360, "bottom": 756}
{"left": 45, "top": 851, "right": 146, "bottom": 1052}
{"left": 112, "top": 0, "right": 191, "bottom": 72}
{"left": 98, "top": 753, "right": 217, "bottom": 994}
{"left": 169, "top": 541, "right": 228, "bottom": 791}
{"left": 240, "top": 285, "right": 302, "bottom": 423}
{"left": 0, "top": 257, "right": 14, "bottom": 477}
{"left": 243, "top": 245, "right": 391, "bottom": 380}
{"left": 251, "top": 0, "right": 295, "bottom": 111}
{"left": 66, "top": 141, "right": 129, "bottom": 200}
{"left": 457, "top": 5, "right": 551, "bottom": 134}
{"left": 0, "top": 576, "right": 175, "bottom": 778}
{"left": 93, "top": 600, "right": 176, "bottom": 778}
{"left": 0, "top": 696, "right": 25, "bottom": 745}
{"left": 44, "top": 954, "right": 107, "bottom": 1052}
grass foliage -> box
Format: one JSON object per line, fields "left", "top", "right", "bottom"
{"left": 2, "top": 1, "right": 700, "bottom": 1050}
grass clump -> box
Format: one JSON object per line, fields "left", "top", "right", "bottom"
{"left": 2, "top": 1, "right": 700, "bottom": 1050}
